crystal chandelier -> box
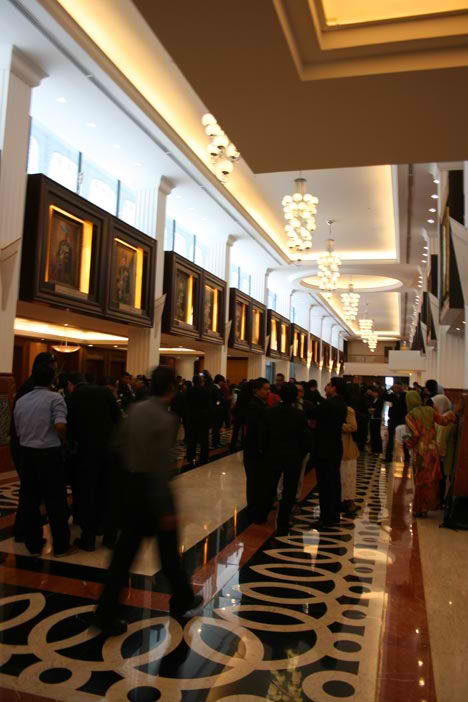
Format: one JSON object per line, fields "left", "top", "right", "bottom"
{"left": 341, "top": 283, "right": 360, "bottom": 322}
{"left": 367, "top": 330, "right": 378, "bottom": 351}
{"left": 282, "top": 178, "right": 318, "bottom": 252}
{"left": 317, "top": 221, "right": 341, "bottom": 299}
{"left": 358, "top": 317, "right": 373, "bottom": 340}
{"left": 201, "top": 113, "right": 240, "bottom": 183}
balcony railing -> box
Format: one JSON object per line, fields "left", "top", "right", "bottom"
{"left": 347, "top": 355, "right": 387, "bottom": 364}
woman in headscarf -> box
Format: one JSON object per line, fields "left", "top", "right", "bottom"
{"left": 431, "top": 394, "right": 456, "bottom": 507}
{"left": 405, "top": 390, "right": 455, "bottom": 517}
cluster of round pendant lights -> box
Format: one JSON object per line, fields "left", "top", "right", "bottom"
{"left": 282, "top": 178, "right": 318, "bottom": 251}
{"left": 201, "top": 113, "right": 240, "bottom": 182}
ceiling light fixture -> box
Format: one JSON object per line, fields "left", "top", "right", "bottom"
{"left": 431, "top": 194, "right": 439, "bottom": 199}
{"left": 433, "top": 178, "right": 440, "bottom": 184}
{"left": 52, "top": 340, "right": 80, "bottom": 354}
{"left": 341, "top": 283, "right": 360, "bottom": 322}
{"left": 367, "top": 330, "right": 378, "bottom": 351}
{"left": 427, "top": 219, "right": 434, "bottom": 224}
{"left": 201, "top": 113, "right": 240, "bottom": 183}
{"left": 282, "top": 177, "right": 318, "bottom": 252}
{"left": 429, "top": 208, "right": 436, "bottom": 213}
{"left": 317, "top": 221, "right": 341, "bottom": 298}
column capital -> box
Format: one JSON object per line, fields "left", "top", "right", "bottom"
{"left": 226, "top": 234, "right": 238, "bottom": 248}
{"left": 10, "top": 47, "right": 47, "bottom": 88}
{"left": 158, "top": 176, "right": 175, "bottom": 197}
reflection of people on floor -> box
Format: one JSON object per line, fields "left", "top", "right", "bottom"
{"left": 243, "top": 378, "right": 269, "bottom": 522}
{"left": 405, "top": 391, "right": 455, "bottom": 518}
{"left": 94, "top": 366, "right": 202, "bottom": 637}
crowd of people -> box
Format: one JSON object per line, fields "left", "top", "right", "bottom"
{"left": 8, "top": 351, "right": 459, "bottom": 634}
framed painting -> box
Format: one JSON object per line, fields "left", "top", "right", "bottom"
{"left": 46, "top": 208, "right": 83, "bottom": 290}
{"left": 111, "top": 239, "right": 137, "bottom": 307}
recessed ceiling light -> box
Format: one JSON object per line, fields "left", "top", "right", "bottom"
{"left": 86, "top": 121, "right": 96, "bottom": 128}
{"left": 56, "top": 96, "right": 67, "bottom": 103}
{"left": 429, "top": 208, "right": 436, "bottom": 213}
{"left": 113, "top": 345, "right": 118, "bottom": 348}
{"left": 431, "top": 194, "right": 438, "bottom": 199}
{"left": 463, "top": 321, "right": 466, "bottom": 324}
{"left": 88, "top": 344, "right": 93, "bottom": 347}
{"left": 433, "top": 178, "right": 439, "bottom": 184}
{"left": 64, "top": 323, "right": 69, "bottom": 327}
{"left": 456, "top": 328, "right": 460, "bottom": 331}
{"left": 113, "top": 143, "right": 121, "bottom": 149}
{"left": 427, "top": 219, "right": 434, "bottom": 224}
{"left": 424, "top": 246, "right": 429, "bottom": 249}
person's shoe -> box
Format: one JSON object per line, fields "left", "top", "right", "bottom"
{"left": 27, "top": 538, "right": 46, "bottom": 557}
{"left": 74, "top": 537, "right": 96, "bottom": 552}
{"left": 54, "top": 545, "right": 80, "bottom": 558}
{"left": 91, "top": 612, "right": 128, "bottom": 637}
{"left": 170, "top": 594, "right": 203, "bottom": 618}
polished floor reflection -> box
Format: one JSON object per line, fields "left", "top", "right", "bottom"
{"left": 0, "top": 453, "right": 466, "bottom": 701}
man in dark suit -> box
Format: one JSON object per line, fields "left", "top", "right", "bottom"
{"left": 243, "top": 377, "right": 269, "bottom": 522}
{"left": 260, "top": 383, "right": 312, "bottom": 535}
{"left": 67, "top": 373, "right": 121, "bottom": 551}
{"left": 367, "top": 388, "right": 384, "bottom": 454}
{"left": 311, "top": 376, "right": 348, "bottom": 527}
{"left": 304, "top": 379, "right": 324, "bottom": 406}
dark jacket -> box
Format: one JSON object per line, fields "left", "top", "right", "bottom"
{"left": 67, "top": 383, "right": 121, "bottom": 450}
{"left": 311, "top": 394, "right": 348, "bottom": 458}
{"left": 304, "top": 388, "right": 324, "bottom": 406}
{"left": 260, "top": 403, "right": 311, "bottom": 463}
{"left": 370, "top": 396, "right": 384, "bottom": 420}
{"left": 385, "top": 391, "right": 407, "bottom": 426}
{"left": 185, "top": 385, "right": 212, "bottom": 425}
{"left": 244, "top": 396, "right": 268, "bottom": 458}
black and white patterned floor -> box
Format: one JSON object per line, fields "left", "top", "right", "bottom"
{"left": 0, "top": 454, "right": 391, "bottom": 701}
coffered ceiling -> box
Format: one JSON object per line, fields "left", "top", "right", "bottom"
{"left": 133, "top": 0, "right": 468, "bottom": 172}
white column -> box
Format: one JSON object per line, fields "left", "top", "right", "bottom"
{"left": 175, "top": 355, "right": 198, "bottom": 380}
{"left": 203, "top": 345, "right": 227, "bottom": 377}
{"left": 0, "top": 47, "right": 46, "bottom": 373}
{"left": 126, "top": 176, "right": 174, "bottom": 375}
{"left": 275, "top": 358, "right": 290, "bottom": 380}
{"left": 249, "top": 353, "right": 266, "bottom": 378}
{"left": 264, "top": 267, "right": 274, "bottom": 306}
{"left": 437, "top": 324, "right": 465, "bottom": 389}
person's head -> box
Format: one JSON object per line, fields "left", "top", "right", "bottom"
{"left": 367, "top": 387, "right": 378, "bottom": 399}
{"left": 150, "top": 365, "right": 177, "bottom": 403}
{"left": 32, "top": 363, "right": 56, "bottom": 388}
{"left": 275, "top": 372, "right": 285, "bottom": 387}
{"left": 431, "top": 394, "right": 452, "bottom": 414}
{"left": 309, "top": 379, "right": 318, "bottom": 390}
{"left": 280, "top": 383, "right": 298, "bottom": 405}
{"left": 201, "top": 370, "right": 213, "bottom": 385}
{"left": 252, "top": 377, "right": 270, "bottom": 401}
{"left": 84, "top": 372, "right": 95, "bottom": 385}
{"left": 135, "top": 374, "right": 148, "bottom": 389}
{"left": 392, "top": 383, "right": 403, "bottom": 394}
{"left": 288, "top": 377, "right": 296, "bottom": 384}
{"left": 32, "top": 351, "right": 57, "bottom": 373}
{"left": 296, "top": 384, "right": 304, "bottom": 401}
{"left": 103, "top": 376, "right": 118, "bottom": 396}
{"left": 67, "top": 372, "right": 85, "bottom": 393}
{"left": 325, "top": 376, "right": 345, "bottom": 398}
{"left": 214, "top": 374, "right": 225, "bottom": 385}
{"left": 425, "top": 379, "right": 438, "bottom": 398}
{"left": 193, "top": 373, "right": 205, "bottom": 387}
{"left": 406, "top": 390, "right": 422, "bottom": 412}
{"left": 121, "top": 372, "right": 132, "bottom": 384}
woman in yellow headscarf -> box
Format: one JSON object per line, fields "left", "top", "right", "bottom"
{"left": 405, "top": 390, "right": 455, "bottom": 517}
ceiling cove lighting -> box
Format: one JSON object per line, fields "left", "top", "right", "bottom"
{"left": 317, "top": 220, "right": 341, "bottom": 299}
{"left": 282, "top": 177, "right": 318, "bottom": 252}
{"left": 201, "top": 113, "right": 240, "bottom": 183}
{"left": 341, "top": 283, "right": 360, "bottom": 322}
{"left": 431, "top": 194, "right": 439, "bottom": 199}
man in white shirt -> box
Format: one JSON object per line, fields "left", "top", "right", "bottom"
{"left": 14, "top": 363, "right": 75, "bottom": 557}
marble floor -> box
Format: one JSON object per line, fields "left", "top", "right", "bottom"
{"left": 0, "top": 452, "right": 467, "bottom": 701}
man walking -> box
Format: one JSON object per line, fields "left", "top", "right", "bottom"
{"left": 311, "top": 377, "right": 347, "bottom": 527}
{"left": 384, "top": 383, "right": 409, "bottom": 462}
{"left": 93, "top": 366, "right": 201, "bottom": 636}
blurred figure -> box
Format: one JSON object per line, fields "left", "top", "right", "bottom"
{"left": 14, "top": 363, "right": 75, "bottom": 557}
{"left": 304, "top": 379, "right": 324, "bottom": 406}
{"left": 430, "top": 393, "right": 455, "bottom": 507}
{"left": 212, "top": 374, "right": 227, "bottom": 449}
{"left": 230, "top": 381, "right": 252, "bottom": 451}
{"left": 118, "top": 371, "right": 135, "bottom": 411}
{"left": 243, "top": 378, "right": 270, "bottom": 521}
{"left": 384, "top": 383, "right": 409, "bottom": 463}
{"left": 341, "top": 387, "right": 359, "bottom": 515}
{"left": 93, "top": 366, "right": 201, "bottom": 636}
{"left": 271, "top": 372, "right": 285, "bottom": 395}
{"left": 134, "top": 375, "right": 150, "bottom": 402}
{"left": 260, "top": 383, "right": 311, "bottom": 535}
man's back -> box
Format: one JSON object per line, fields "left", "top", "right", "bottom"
{"left": 261, "top": 403, "right": 310, "bottom": 460}
{"left": 68, "top": 383, "right": 120, "bottom": 448}
{"left": 314, "top": 395, "right": 347, "bottom": 455}
{"left": 14, "top": 387, "right": 66, "bottom": 449}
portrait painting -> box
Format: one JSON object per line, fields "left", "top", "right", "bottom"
{"left": 235, "top": 302, "right": 246, "bottom": 341}
{"left": 204, "top": 284, "right": 215, "bottom": 332}
{"left": 47, "top": 209, "right": 83, "bottom": 289}
{"left": 112, "top": 239, "right": 136, "bottom": 307}
{"left": 175, "top": 270, "right": 189, "bottom": 323}
{"left": 270, "top": 319, "right": 278, "bottom": 351}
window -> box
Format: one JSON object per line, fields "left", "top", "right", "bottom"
{"left": 164, "top": 218, "right": 175, "bottom": 251}
{"left": 81, "top": 157, "right": 118, "bottom": 214}
{"left": 195, "top": 240, "right": 208, "bottom": 269}
{"left": 240, "top": 271, "right": 250, "bottom": 295}
{"left": 267, "top": 289, "right": 277, "bottom": 311}
{"left": 118, "top": 184, "right": 137, "bottom": 226}
{"left": 27, "top": 136, "right": 40, "bottom": 174}
{"left": 48, "top": 152, "right": 78, "bottom": 191}
{"left": 89, "top": 179, "right": 117, "bottom": 213}
{"left": 230, "top": 264, "right": 240, "bottom": 289}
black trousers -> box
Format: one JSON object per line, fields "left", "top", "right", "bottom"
{"left": 315, "top": 451, "right": 342, "bottom": 524}
{"left": 97, "top": 473, "right": 193, "bottom": 618}
{"left": 186, "top": 422, "right": 209, "bottom": 463}
{"left": 211, "top": 412, "right": 224, "bottom": 447}
{"left": 266, "top": 459, "right": 302, "bottom": 530}
{"left": 243, "top": 452, "right": 264, "bottom": 521}
{"left": 369, "top": 418, "right": 383, "bottom": 453}
{"left": 230, "top": 416, "right": 244, "bottom": 451}
{"left": 74, "top": 446, "right": 109, "bottom": 544}
{"left": 20, "top": 446, "right": 70, "bottom": 555}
